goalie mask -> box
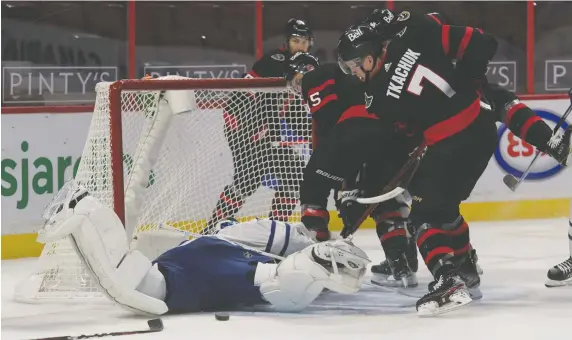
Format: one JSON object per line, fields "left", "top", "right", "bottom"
{"left": 311, "top": 240, "right": 371, "bottom": 293}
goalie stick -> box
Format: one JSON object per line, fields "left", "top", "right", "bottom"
{"left": 503, "top": 87, "right": 572, "bottom": 191}
{"left": 340, "top": 141, "right": 428, "bottom": 239}
{"left": 28, "top": 319, "right": 163, "bottom": 340}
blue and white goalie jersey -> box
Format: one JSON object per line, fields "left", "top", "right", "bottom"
{"left": 216, "top": 218, "right": 316, "bottom": 257}
{"left": 152, "top": 219, "right": 316, "bottom": 313}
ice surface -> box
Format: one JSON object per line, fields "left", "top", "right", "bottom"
{"left": 2, "top": 219, "right": 571, "bottom": 340}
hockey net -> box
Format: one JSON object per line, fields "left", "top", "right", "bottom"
{"left": 15, "top": 76, "right": 312, "bottom": 302}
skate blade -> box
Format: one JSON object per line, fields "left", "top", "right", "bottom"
{"left": 417, "top": 291, "right": 473, "bottom": 317}
{"left": 545, "top": 278, "right": 572, "bottom": 288}
{"left": 469, "top": 287, "right": 483, "bottom": 300}
{"left": 370, "top": 274, "right": 418, "bottom": 289}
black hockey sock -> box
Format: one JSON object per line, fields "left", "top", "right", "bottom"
{"left": 375, "top": 211, "right": 409, "bottom": 262}
{"left": 444, "top": 217, "right": 471, "bottom": 256}
{"left": 416, "top": 223, "right": 457, "bottom": 278}
{"left": 505, "top": 103, "right": 553, "bottom": 152}
{"left": 568, "top": 219, "right": 572, "bottom": 256}
{"left": 269, "top": 192, "right": 298, "bottom": 222}
{"left": 301, "top": 204, "right": 330, "bottom": 241}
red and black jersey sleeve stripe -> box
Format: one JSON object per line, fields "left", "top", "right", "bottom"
{"left": 306, "top": 79, "right": 337, "bottom": 113}
{"left": 441, "top": 25, "right": 475, "bottom": 60}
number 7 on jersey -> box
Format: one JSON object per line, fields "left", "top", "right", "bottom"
{"left": 407, "top": 65, "right": 456, "bottom": 98}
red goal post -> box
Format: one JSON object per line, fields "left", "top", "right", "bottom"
{"left": 106, "top": 77, "right": 291, "bottom": 226}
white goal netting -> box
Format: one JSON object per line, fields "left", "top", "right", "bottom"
{"left": 15, "top": 76, "right": 312, "bottom": 302}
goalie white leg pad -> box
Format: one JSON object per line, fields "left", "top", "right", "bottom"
{"left": 70, "top": 218, "right": 169, "bottom": 316}
{"left": 39, "top": 192, "right": 168, "bottom": 316}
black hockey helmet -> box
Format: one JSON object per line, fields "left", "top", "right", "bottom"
{"left": 284, "top": 52, "right": 320, "bottom": 81}
{"left": 337, "top": 24, "right": 385, "bottom": 74}
{"left": 363, "top": 8, "right": 410, "bottom": 38}
{"left": 285, "top": 18, "right": 314, "bottom": 49}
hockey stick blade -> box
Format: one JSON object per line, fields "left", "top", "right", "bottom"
{"left": 502, "top": 173, "right": 519, "bottom": 191}
{"left": 29, "top": 318, "right": 164, "bottom": 340}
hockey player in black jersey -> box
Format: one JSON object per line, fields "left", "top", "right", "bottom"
{"left": 407, "top": 9, "right": 572, "bottom": 166}
{"left": 286, "top": 52, "right": 419, "bottom": 288}
{"left": 337, "top": 10, "right": 502, "bottom": 315}
{"left": 363, "top": 8, "right": 572, "bottom": 293}
{"left": 205, "top": 19, "right": 314, "bottom": 232}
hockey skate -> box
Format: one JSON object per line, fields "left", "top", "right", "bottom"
{"left": 545, "top": 257, "right": 572, "bottom": 288}
{"left": 370, "top": 256, "right": 418, "bottom": 288}
{"left": 454, "top": 248, "right": 483, "bottom": 300}
{"left": 416, "top": 273, "right": 472, "bottom": 316}
{"left": 546, "top": 125, "right": 572, "bottom": 166}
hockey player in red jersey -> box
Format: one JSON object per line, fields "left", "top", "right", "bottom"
{"left": 205, "top": 19, "right": 314, "bottom": 232}
{"left": 337, "top": 10, "right": 501, "bottom": 315}
{"left": 286, "top": 52, "right": 419, "bottom": 288}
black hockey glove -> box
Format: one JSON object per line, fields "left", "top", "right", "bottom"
{"left": 338, "top": 189, "right": 369, "bottom": 231}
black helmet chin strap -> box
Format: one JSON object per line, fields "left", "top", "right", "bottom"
{"left": 360, "top": 55, "right": 379, "bottom": 84}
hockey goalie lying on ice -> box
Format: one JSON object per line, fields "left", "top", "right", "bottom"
{"left": 38, "top": 182, "right": 370, "bottom": 315}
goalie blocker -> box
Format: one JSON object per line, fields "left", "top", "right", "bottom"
{"left": 38, "top": 183, "right": 370, "bottom": 315}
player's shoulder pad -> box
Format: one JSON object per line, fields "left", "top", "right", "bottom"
{"left": 396, "top": 11, "right": 443, "bottom": 44}
{"left": 300, "top": 63, "right": 338, "bottom": 98}
{"left": 248, "top": 48, "right": 290, "bottom": 78}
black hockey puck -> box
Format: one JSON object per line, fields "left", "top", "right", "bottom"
{"left": 215, "top": 312, "right": 230, "bottom": 321}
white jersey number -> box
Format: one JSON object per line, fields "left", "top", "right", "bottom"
{"left": 407, "top": 65, "right": 456, "bottom": 98}
{"left": 309, "top": 92, "right": 322, "bottom": 107}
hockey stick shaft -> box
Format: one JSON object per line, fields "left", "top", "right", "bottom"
{"left": 340, "top": 142, "right": 427, "bottom": 239}
{"left": 504, "top": 95, "right": 572, "bottom": 191}
{"left": 29, "top": 319, "right": 163, "bottom": 340}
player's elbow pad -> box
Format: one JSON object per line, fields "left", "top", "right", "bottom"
{"left": 457, "top": 32, "right": 498, "bottom": 82}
